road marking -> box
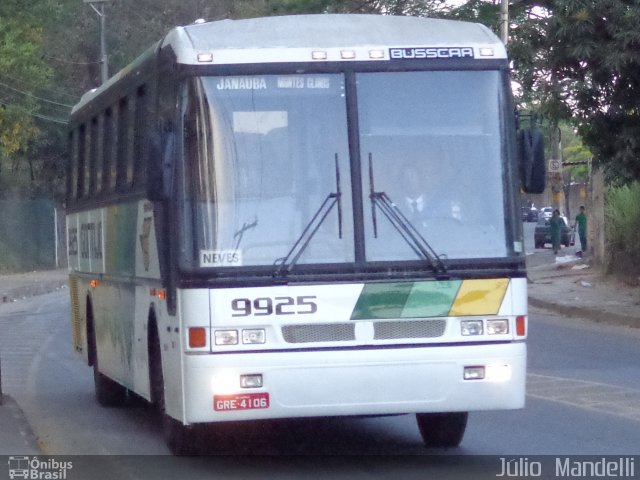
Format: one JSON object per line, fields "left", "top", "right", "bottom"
{"left": 527, "top": 373, "right": 640, "bottom": 422}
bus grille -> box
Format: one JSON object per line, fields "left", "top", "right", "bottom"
{"left": 373, "top": 320, "right": 446, "bottom": 340}
{"left": 282, "top": 323, "right": 355, "bottom": 343}
{"left": 281, "top": 320, "right": 446, "bottom": 344}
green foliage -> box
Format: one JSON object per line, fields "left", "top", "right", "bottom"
{"left": 233, "top": 0, "right": 448, "bottom": 17}
{"left": 508, "top": 0, "right": 640, "bottom": 186}
{"left": 447, "top": 0, "right": 501, "bottom": 28}
{"left": 0, "top": 0, "right": 69, "bottom": 198}
{"left": 605, "top": 182, "right": 640, "bottom": 275}
{"left": 561, "top": 126, "right": 590, "bottom": 182}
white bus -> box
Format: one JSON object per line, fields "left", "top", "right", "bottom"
{"left": 66, "top": 14, "right": 545, "bottom": 454}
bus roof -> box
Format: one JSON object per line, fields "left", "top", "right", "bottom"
{"left": 165, "top": 14, "right": 506, "bottom": 65}
{"left": 72, "top": 14, "right": 505, "bottom": 114}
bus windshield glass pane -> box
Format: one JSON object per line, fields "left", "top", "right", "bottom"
{"left": 357, "top": 71, "right": 508, "bottom": 261}
{"left": 180, "top": 74, "right": 354, "bottom": 269}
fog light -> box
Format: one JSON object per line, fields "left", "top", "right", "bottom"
{"left": 487, "top": 319, "right": 509, "bottom": 335}
{"left": 242, "top": 329, "right": 266, "bottom": 344}
{"left": 211, "top": 371, "right": 238, "bottom": 394}
{"left": 461, "top": 320, "right": 483, "bottom": 336}
{"left": 215, "top": 330, "right": 238, "bottom": 345}
{"left": 240, "top": 374, "right": 263, "bottom": 388}
{"left": 486, "top": 364, "right": 511, "bottom": 382}
{"left": 464, "top": 366, "right": 485, "bottom": 380}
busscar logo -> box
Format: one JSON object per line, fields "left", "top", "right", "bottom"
{"left": 7, "top": 456, "right": 73, "bottom": 480}
{"left": 389, "top": 47, "right": 475, "bottom": 59}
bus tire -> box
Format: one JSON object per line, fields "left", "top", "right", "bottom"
{"left": 416, "top": 412, "right": 468, "bottom": 448}
{"left": 87, "top": 300, "right": 127, "bottom": 407}
{"left": 148, "top": 318, "right": 199, "bottom": 455}
{"left": 163, "top": 416, "right": 201, "bottom": 456}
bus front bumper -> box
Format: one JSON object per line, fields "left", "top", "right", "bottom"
{"left": 179, "top": 342, "right": 526, "bottom": 424}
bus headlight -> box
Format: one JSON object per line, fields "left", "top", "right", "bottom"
{"left": 215, "top": 330, "right": 238, "bottom": 345}
{"left": 461, "top": 320, "right": 483, "bottom": 336}
{"left": 242, "top": 329, "right": 266, "bottom": 344}
{"left": 486, "top": 319, "right": 509, "bottom": 335}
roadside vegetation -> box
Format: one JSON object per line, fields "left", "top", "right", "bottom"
{"left": 605, "top": 182, "right": 640, "bottom": 278}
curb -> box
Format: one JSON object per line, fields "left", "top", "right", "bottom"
{"left": 528, "top": 296, "right": 640, "bottom": 329}
{"left": 0, "top": 394, "right": 41, "bottom": 455}
{"left": 0, "top": 278, "right": 67, "bottom": 304}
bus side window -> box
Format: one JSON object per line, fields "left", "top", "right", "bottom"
{"left": 116, "top": 96, "right": 132, "bottom": 191}
{"left": 77, "top": 124, "right": 86, "bottom": 199}
{"left": 89, "top": 116, "right": 100, "bottom": 196}
{"left": 133, "top": 84, "right": 147, "bottom": 188}
{"left": 103, "top": 108, "right": 116, "bottom": 193}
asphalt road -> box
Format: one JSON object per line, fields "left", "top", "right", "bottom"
{"left": 1, "top": 238, "right": 638, "bottom": 478}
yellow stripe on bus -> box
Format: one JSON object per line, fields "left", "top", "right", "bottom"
{"left": 449, "top": 279, "right": 509, "bottom": 316}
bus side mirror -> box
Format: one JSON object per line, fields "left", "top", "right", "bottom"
{"left": 518, "top": 128, "right": 546, "bottom": 194}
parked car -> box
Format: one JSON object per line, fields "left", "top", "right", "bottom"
{"left": 521, "top": 206, "right": 538, "bottom": 222}
{"left": 539, "top": 206, "right": 554, "bottom": 220}
{"left": 534, "top": 215, "right": 574, "bottom": 248}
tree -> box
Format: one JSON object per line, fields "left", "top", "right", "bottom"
{"left": 552, "top": 1, "right": 640, "bottom": 186}
{"left": 505, "top": 1, "right": 640, "bottom": 186}
{"left": 232, "top": 0, "right": 450, "bottom": 17}
{"left": 0, "top": 1, "right": 71, "bottom": 196}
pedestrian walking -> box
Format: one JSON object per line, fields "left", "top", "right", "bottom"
{"left": 574, "top": 205, "right": 587, "bottom": 255}
{"left": 549, "top": 209, "right": 562, "bottom": 255}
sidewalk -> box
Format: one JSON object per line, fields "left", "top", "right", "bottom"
{"left": 0, "top": 268, "right": 68, "bottom": 304}
{"left": 527, "top": 254, "right": 640, "bottom": 328}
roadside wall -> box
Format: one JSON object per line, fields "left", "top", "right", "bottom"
{"left": 0, "top": 198, "right": 66, "bottom": 272}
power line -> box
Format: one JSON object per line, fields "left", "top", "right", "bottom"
{"left": 42, "top": 54, "right": 101, "bottom": 66}
{"left": 0, "top": 81, "right": 74, "bottom": 108}
{"left": 0, "top": 73, "right": 78, "bottom": 100}
{"left": 0, "top": 100, "right": 68, "bottom": 125}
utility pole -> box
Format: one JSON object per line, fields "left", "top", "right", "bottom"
{"left": 500, "top": 0, "right": 509, "bottom": 44}
{"left": 84, "top": 0, "right": 111, "bottom": 84}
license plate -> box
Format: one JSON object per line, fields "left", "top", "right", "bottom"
{"left": 214, "top": 392, "right": 270, "bottom": 411}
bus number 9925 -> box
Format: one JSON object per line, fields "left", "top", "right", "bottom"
{"left": 231, "top": 296, "right": 318, "bottom": 317}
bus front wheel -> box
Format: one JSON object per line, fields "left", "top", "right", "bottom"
{"left": 148, "top": 321, "right": 199, "bottom": 455}
{"left": 416, "top": 412, "right": 468, "bottom": 448}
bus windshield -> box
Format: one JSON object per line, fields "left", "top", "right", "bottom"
{"left": 179, "top": 70, "right": 510, "bottom": 271}
{"left": 179, "top": 74, "right": 354, "bottom": 269}
{"left": 359, "top": 70, "right": 507, "bottom": 261}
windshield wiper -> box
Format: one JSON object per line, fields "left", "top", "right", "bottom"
{"left": 274, "top": 154, "right": 343, "bottom": 276}
{"left": 234, "top": 217, "right": 258, "bottom": 250}
{"left": 368, "top": 153, "right": 447, "bottom": 275}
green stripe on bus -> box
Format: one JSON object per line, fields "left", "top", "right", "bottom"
{"left": 401, "top": 280, "right": 461, "bottom": 318}
{"left": 350, "top": 280, "right": 463, "bottom": 320}
{"left": 350, "top": 282, "right": 413, "bottom": 319}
